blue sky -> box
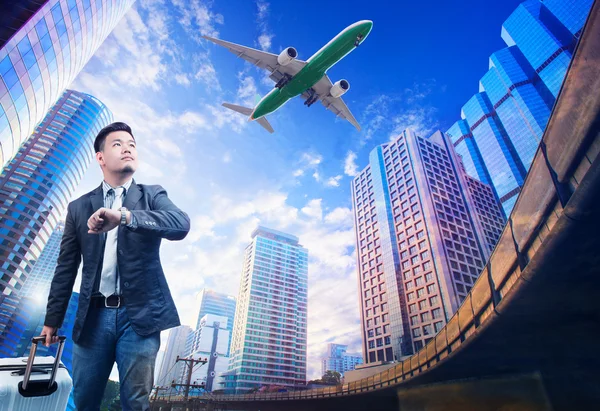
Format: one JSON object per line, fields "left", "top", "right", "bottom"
{"left": 70, "top": 0, "right": 524, "bottom": 380}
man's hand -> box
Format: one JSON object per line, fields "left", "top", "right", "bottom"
{"left": 87, "top": 207, "right": 121, "bottom": 234}
{"left": 41, "top": 325, "right": 58, "bottom": 347}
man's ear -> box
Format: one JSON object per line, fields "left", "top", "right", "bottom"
{"left": 95, "top": 151, "right": 104, "bottom": 166}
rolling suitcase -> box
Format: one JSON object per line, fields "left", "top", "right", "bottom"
{"left": 0, "top": 336, "right": 72, "bottom": 411}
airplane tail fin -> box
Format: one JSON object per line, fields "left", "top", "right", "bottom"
{"left": 222, "top": 102, "right": 274, "bottom": 134}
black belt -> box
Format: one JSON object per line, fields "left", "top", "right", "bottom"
{"left": 90, "top": 295, "right": 123, "bottom": 308}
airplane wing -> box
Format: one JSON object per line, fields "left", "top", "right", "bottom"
{"left": 201, "top": 35, "right": 307, "bottom": 83}
{"left": 303, "top": 75, "right": 361, "bottom": 131}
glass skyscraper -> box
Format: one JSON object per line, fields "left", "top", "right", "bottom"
{"left": 0, "top": 0, "right": 134, "bottom": 168}
{"left": 321, "top": 343, "right": 363, "bottom": 377}
{"left": 461, "top": 92, "right": 526, "bottom": 216}
{"left": 446, "top": 0, "right": 593, "bottom": 217}
{"left": 223, "top": 226, "right": 308, "bottom": 393}
{"left": 194, "top": 289, "right": 237, "bottom": 356}
{"left": 353, "top": 129, "right": 505, "bottom": 363}
{"left": 0, "top": 89, "right": 112, "bottom": 298}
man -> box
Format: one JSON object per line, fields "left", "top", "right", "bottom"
{"left": 42, "top": 122, "right": 190, "bottom": 411}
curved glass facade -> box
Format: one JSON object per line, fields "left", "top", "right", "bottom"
{"left": 446, "top": 119, "right": 491, "bottom": 186}
{"left": 0, "top": 89, "right": 112, "bottom": 297}
{"left": 0, "top": 0, "right": 134, "bottom": 167}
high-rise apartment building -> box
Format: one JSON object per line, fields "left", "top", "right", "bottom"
{"left": 0, "top": 0, "right": 134, "bottom": 167}
{"left": 353, "top": 129, "right": 505, "bottom": 364}
{"left": 321, "top": 343, "right": 363, "bottom": 377}
{"left": 194, "top": 289, "right": 236, "bottom": 356}
{"left": 0, "top": 89, "right": 112, "bottom": 298}
{"left": 155, "top": 325, "right": 193, "bottom": 387}
{"left": 223, "top": 226, "right": 308, "bottom": 393}
{"left": 446, "top": 0, "right": 593, "bottom": 216}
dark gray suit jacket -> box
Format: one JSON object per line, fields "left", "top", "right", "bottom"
{"left": 44, "top": 181, "right": 190, "bottom": 342}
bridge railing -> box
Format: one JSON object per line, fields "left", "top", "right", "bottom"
{"left": 206, "top": 2, "right": 600, "bottom": 404}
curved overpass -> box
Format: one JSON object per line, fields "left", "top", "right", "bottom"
{"left": 153, "top": 3, "right": 600, "bottom": 410}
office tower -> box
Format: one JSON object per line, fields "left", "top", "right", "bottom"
{"left": 460, "top": 92, "right": 527, "bottom": 216}
{"left": 0, "top": 0, "right": 134, "bottom": 168}
{"left": 223, "top": 226, "right": 308, "bottom": 393}
{"left": 445, "top": 119, "right": 491, "bottom": 186}
{"left": 20, "top": 221, "right": 64, "bottom": 299}
{"left": 321, "top": 343, "right": 363, "bottom": 377}
{"left": 182, "top": 314, "right": 230, "bottom": 392}
{"left": 446, "top": 0, "right": 593, "bottom": 217}
{"left": 539, "top": 0, "right": 594, "bottom": 37}
{"left": 155, "top": 325, "right": 192, "bottom": 387}
{"left": 194, "top": 289, "right": 236, "bottom": 356}
{"left": 502, "top": 0, "right": 574, "bottom": 97}
{"left": 353, "top": 129, "right": 505, "bottom": 364}
{"left": 0, "top": 90, "right": 112, "bottom": 298}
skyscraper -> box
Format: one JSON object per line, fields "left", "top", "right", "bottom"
{"left": 183, "top": 314, "right": 230, "bottom": 392}
{"left": 353, "top": 129, "right": 505, "bottom": 364}
{"left": 155, "top": 325, "right": 192, "bottom": 387}
{"left": 321, "top": 343, "right": 363, "bottom": 377}
{"left": 194, "top": 289, "right": 236, "bottom": 356}
{"left": 0, "top": 89, "right": 112, "bottom": 298}
{"left": 20, "top": 220, "right": 64, "bottom": 299}
{"left": 0, "top": 0, "right": 135, "bottom": 167}
{"left": 446, "top": 0, "right": 593, "bottom": 217}
{"left": 223, "top": 226, "right": 308, "bottom": 393}
{"left": 460, "top": 92, "right": 526, "bottom": 216}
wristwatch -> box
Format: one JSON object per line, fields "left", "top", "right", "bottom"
{"left": 120, "top": 207, "right": 128, "bottom": 226}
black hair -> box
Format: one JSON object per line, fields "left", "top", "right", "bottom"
{"left": 94, "top": 122, "right": 135, "bottom": 153}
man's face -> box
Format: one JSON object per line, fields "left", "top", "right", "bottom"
{"left": 96, "top": 130, "right": 138, "bottom": 175}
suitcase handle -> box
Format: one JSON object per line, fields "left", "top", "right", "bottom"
{"left": 21, "top": 335, "right": 67, "bottom": 392}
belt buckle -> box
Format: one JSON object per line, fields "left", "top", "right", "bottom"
{"left": 105, "top": 295, "right": 121, "bottom": 308}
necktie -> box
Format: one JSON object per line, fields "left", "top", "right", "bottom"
{"left": 99, "top": 187, "right": 124, "bottom": 297}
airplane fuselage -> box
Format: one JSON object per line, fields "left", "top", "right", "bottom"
{"left": 250, "top": 20, "right": 373, "bottom": 120}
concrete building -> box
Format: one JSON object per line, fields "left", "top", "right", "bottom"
{"left": 155, "top": 325, "right": 192, "bottom": 387}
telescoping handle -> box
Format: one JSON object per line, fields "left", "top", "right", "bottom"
{"left": 22, "top": 335, "right": 67, "bottom": 391}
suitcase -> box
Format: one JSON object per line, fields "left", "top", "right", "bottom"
{"left": 0, "top": 336, "right": 72, "bottom": 411}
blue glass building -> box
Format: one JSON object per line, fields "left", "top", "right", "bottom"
{"left": 461, "top": 93, "right": 526, "bottom": 216}
{"left": 0, "top": 0, "right": 134, "bottom": 168}
{"left": 0, "top": 89, "right": 112, "bottom": 298}
{"left": 445, "top": 119, "right": 491, "bottom": 185}
{"left": 446, "top": 0, "right": 593, "bottom": 217}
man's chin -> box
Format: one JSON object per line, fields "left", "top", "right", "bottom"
{"left": 120, "top": 165, "right": 136, "bottom": 174}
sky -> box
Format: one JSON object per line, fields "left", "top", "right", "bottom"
{"left": 68, "top": 0, "right": 525, "bottom": 381}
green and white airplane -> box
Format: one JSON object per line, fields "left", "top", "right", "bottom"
{"left": 202, "top": 20, "right": 373, "bottom": 133}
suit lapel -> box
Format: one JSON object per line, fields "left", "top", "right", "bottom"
{"left": 89, "top": 183, "right": 104, "bottom": 212}
{"left": 123, "top": 180, "right": 142, "bottom": 210}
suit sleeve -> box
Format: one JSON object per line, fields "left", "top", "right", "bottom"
{"left": 44, "top": 202, "right": 82, "bottom": 328}
{"left": 127, "top": 185, "right": 190, "bottom": 241}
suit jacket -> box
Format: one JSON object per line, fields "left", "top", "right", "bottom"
{"left": 44, "top": 181, "right": 190, "bottom": 342}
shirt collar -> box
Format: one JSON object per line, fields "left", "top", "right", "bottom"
{"left": 102, "top": 178, "right": 133, "bottom": 197}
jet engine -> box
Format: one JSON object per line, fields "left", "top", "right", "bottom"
{"left": 277, "top": 47, "right": 298, "bottom": 66}
{"left": 330, "top": 80, "right": 350, "bottom": 98}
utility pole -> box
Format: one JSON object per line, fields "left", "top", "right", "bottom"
{"left": 171, "top": 356, "right": 208, "bottom": 401}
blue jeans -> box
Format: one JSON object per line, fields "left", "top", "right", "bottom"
{"left": 72, "top": 304, "right": 160, "bottom": 411}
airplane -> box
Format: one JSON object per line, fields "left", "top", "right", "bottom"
{"left": 202, "top": 20, "right": 373, "bottom": 133}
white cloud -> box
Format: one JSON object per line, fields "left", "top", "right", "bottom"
{"left": 325, "top": 175, "right": 342, "bottom": 187}
{"left": 223, "top": 152, "right": 232, "bottom": 163}
{"left": 258, "top": 33, "right": 273, "bottom": 51}
{"left": 172, "top": 0, "right": 224, "bottom": 41}
{"left": 301, "top": 199, "right": 323, "bottom": 220}
{"left": 255, "top": 1, "right": 274, "bottom": 51}
{"left": 344, "top": 151, "right": 359, "bottom": 177}
{"left": 293, "top": 169, "right": 304, "bottom": 177}
{"left": 175, "top": 73, "right": 191, "bottom": 86}
{"left": 324, "top": 207, "right": 353, "bottom": 226}
{"left": 312, "top": 171, "right": 320, "bottom": 182}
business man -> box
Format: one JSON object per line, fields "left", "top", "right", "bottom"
{"left": 42, "top": 122, "right": 190, "bottom": 411}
